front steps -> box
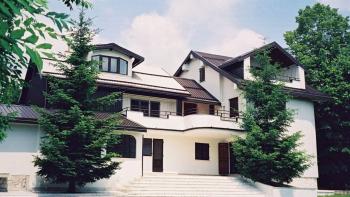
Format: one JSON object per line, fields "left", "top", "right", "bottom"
{"left": 125, "top": 174, "right": 265, "bottom": 197}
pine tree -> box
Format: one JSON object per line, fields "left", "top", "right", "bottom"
{"left": 34, "top": 9, "right": 121, "bottom": 192}
{"left": 285, "top": 3, "right": 350, "bottom": 189}
{"left": 232, "top": 51, "right": 310, "bottom": 186}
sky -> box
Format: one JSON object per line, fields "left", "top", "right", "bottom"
{"left": 48, "top": 0, "right": 350, "bottom": 74}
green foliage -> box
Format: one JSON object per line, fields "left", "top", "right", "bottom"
{"left": 232, "top": 51, "right": 310, "bottom": 185}
{"left": 0, "top": 0, "right": 87, "bottom": 142}
{"left": 285, "top": 3, "right": 350, "bottom": 189}
{"left": 34, "top": 9, "right": 121, "bottom": 192}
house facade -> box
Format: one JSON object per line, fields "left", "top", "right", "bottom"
{"left": 0, "top": 42, "right": 328, "bottom": 192}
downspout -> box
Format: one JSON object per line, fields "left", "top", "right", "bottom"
{"left": 141, "top": 134, "right": 144, "bottom": 177}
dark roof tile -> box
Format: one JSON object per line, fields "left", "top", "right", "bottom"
{"left": 194, "top": 51, "right": 232, "bottom": 67}
{"left": 174, "top": 78, "right": 220, "bottom": 104}
{"left": 0, "top": 104, "right": 146, "bottom": 131}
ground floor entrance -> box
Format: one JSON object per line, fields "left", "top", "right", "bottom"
{"left": 142, "top": 129, "right": 242, "bottom": 176}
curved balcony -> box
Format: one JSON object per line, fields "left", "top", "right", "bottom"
{"left": 124, "top": 109, "right": 242, "bottom": 131}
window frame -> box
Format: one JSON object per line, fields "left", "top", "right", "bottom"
{"left": 130, "top": 99, "right": 161, "bottom": 117}
{"left": 107, "top": 135, "right": 136, "bottom": 158}
{"left": 229, "top": 97, "right": 239, "bottom": 117}
{"left": 199, "top": 66, "right": 205, "bottom": 82}
{"left": 91, "top": 55, "right": 128, "bottom": 75}
{"left": 195, "top": 143, "right": 209, "bottom": 160}
{"left": 143, "top": 138, "right": 153, "bottom": 156}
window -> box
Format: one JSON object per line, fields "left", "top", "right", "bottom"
{"left": 110, "top": 58, "right": 118, "bottom": 73}
{"left": 91, "top": 55, "right": 128, "bottom": 75}
{"left": 119, "top": 59, "right": 128, "bottom": 75}
{"left": 195, "top": 143, "right": 209, "bottom": 160}
{"left": 130, "top": 99, "right": 160, "bottom": 117}
{"left": 101, "top": 56, "right": 109, "bottom": 72}
{"left": 150, "top": 101, "right": 160, "bottom": 117}
{"left": 229, "top": 97, "right": 239, "bottom": 117}
{"left": 199, "top": 67, "right": 205, "bottom": 82}
{"left": 143, "top": 138, "right": 152, "bottom": 156}
{"left": 209, "top": 105, "right": 215, "bottom": 115}
{"left": 184, "top": 102, "right": 197, "bottom": 115}
{"left": 107, "top": 135, "right": 136, "bottom": 158}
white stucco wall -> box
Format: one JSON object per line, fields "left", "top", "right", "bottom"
{"left": 0, "top": 123, "right": 144, "bottom": 191}
{"left": 180, "top": 57, "right": 244, "bottom": 113}
{"left": 0, "top": 123, "right": 41, "bottom": 189}
{"left": 143, "top": 129, "right": 241, "bottom": 175}
{"left": 287, "top": 99, "right": 318, "bottom": 188}
{"left": 179, "top": 56, "right": 319, "bottom": 188}
{"left": 180, "top": 59, "right": 222, "bottom": 101}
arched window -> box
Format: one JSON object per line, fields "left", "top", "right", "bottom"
{"left": 107, "top": 135, "right": 136, "bottom": 158}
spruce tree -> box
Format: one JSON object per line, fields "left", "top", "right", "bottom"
{"left": 232, "top": 51, "right": 310, "bottom": 186}
{"left": 34, "top": 9, "right": 121, "bottom": 192}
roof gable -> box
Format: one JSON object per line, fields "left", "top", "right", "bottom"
{"left": 174, "top": 42, "right": 329, "bottom": 101}
{"left": 219, "top": 42, "right": 304, "bottom": 69}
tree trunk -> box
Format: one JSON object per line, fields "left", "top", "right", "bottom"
{"left": 67, "top": 180, "right": 76, "bottom": 193}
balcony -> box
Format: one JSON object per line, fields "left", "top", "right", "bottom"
{"left": 123, "top": 108, "right": 242, "bottom": 131}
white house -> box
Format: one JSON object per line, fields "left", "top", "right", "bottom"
{"left": 0, "top": 42, "right": 328, "bottom": 196}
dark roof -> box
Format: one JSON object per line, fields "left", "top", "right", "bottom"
{"left": 174, "top": 78, "right": 220, "bottom": 104}
{"left": 219, "top": 42, "right": 304, "bottom": 69}
{"left": 174, "top": 42, "right": 329, "bottom": 101}
{"left": 94, "top": 43, "right": 144, "bottom": 67}
{"left": 174, "top": 50, "right": 243, "bottom": 84}
{"left": 193, "top": 51, "right": 232, "bottom": 67}
{"left": 286, "top": 85, "right": 330, "bottom": 101}
{"left": 0, "top": 104, "right": 146, "bottom": 131}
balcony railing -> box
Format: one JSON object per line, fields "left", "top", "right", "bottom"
{"left": 122, "top": 107, "right": 239, "bottom": 122}
{"left": 276, "top": 75, "right": 300, "bottom": 83}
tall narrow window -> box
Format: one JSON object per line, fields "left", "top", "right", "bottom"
{"left": 101, "top": 56, "right": 109, "bottom": 72}
{"left": 209, "top": 105, "right": 215, "bottom": 115}
{"left": 229, "top": 97, "right": 239, "bottom": 117}
{"left": 150, "top": 101, "right": 160, "bottom": 117}
{"left": 199, "top": 67, "right": 205, "bottom": 82}
{"left": 110, "top": 58, "right": 117, "bottom": 73}
{"left": 119, "top": 59, "right": 128, "bottom": 75}
{"left": 143, "top": 138, "right": 152, "bottom": 156}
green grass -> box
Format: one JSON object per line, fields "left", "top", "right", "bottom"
{"left": 319, "top": 195, "right": 350, "bottom": 197}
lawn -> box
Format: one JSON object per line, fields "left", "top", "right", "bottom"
{"left": 319, "top": 195, "right": 350, "bottom": 197}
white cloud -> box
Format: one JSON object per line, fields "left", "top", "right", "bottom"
{"left": 317, "top": 0, "right": 350, "bottom": 11}
{"left": 120, "top": 13, "right": 189, "bottom": 69}
{"left": 119, "top": 0, "right": 265, "bottom": 74}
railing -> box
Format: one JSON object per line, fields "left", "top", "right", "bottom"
{"left": 277, "top": 75, "right": 300, "bottom": 82}
{"left": 122, "top": 107, "right": 240, "bottom": 122}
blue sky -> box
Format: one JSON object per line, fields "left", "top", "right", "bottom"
{"left": 48, "top": 0, "right": 350, "bottom": 73}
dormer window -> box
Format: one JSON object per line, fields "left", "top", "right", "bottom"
{"left": 92, "top": 55, "right": 128, "bottom": 75}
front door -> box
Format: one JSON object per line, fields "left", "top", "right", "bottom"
{"left": 152, "top": 139, "right": 163, "bottom": 172}
{"left": 218, "top": 143, "right": 229, "bottom": 175}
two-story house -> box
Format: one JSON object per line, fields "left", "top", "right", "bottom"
{"left": 0, "top": 42, "right": 328, "bottom": 194}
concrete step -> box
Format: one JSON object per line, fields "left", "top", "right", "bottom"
{"left": 128, "top": 184, "right": 254, "bottom": 190}
{"left": 127, "top": 192, "right": 265, "bottom": 197}
{"left": 125, "top": 174, "right": 265, "bottom": 197}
